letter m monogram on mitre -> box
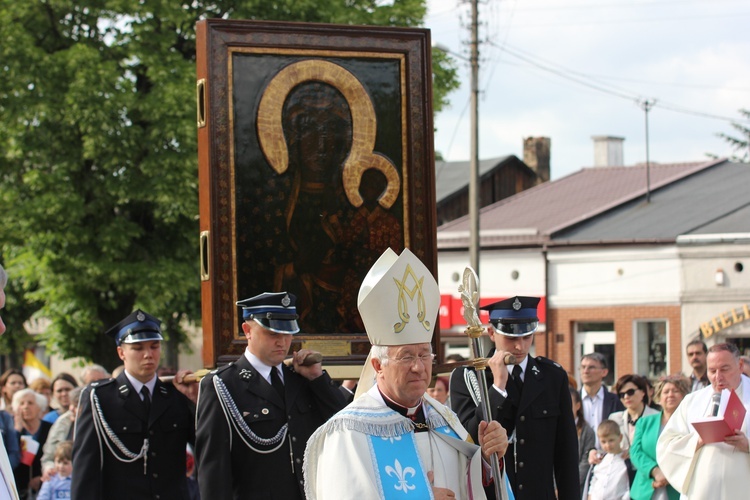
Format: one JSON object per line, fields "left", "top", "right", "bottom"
{"left": 392, "top": 264, "right": 430, "bottom": 333}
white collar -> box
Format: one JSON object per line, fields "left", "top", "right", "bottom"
{"left": 124, "top": 371, "right": 157, "bottom": 396}
{"left": 582, "top": 384, "right": 606, "bottom": 401}
{"left": 244, "top": 348, "right": 284, "bottom": 383}
{"left": 508, "top": 355, "right": 530, "bottom": 377}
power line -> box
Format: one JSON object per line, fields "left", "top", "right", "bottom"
{"left": 487, "top": 39, "right": 750, "bottom": 124}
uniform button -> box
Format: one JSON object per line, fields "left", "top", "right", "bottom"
{"left": 295, "top": 458, "right": 301, "bottom": 464}
{"left": 518, "top": 484, "right": 524, "bottom": 491}
{"left": 151, "top": 452, "right": 157, "bottom": 457}
{"left": 519, "top": 462, "right": 524, "bottom": 468}
{"left": 152, "top": 473, "right": 158, "bottom": 478}
{"left": 123, "top": 426, "right": 127, "bottom": 431}
{"left": 543, "top": 410, "right": 548, "bottom": 415}
{"left": 173, "top": 423, "right": 178, "bottom": 428}
{"left": 519, "top": 416, "right": 525, "bottom": 422}
{"left": 519, "top": 439, "right": 525, "bottom": 445}
{"left": 292, "top": 436, "right": 297, "bottom": 442}
{"left": 253, "top": 414, "right": 259, "bottom": 418}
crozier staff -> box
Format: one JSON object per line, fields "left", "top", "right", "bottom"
{"left": 195, "top": 292, "right": 346, "bottom": 500}
{"left": 71, "top": 310, "right": 196, "bottom": 500}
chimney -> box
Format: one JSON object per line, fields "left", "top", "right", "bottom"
{"left": 523, "top": 136, "right": 550, "bottom": 182}
{"left": 592, "top": 136, "right": 624, "bottom": 167}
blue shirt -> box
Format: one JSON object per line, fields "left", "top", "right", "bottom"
{"left": 37, "top": 474, "right": 71, "bottom": 500}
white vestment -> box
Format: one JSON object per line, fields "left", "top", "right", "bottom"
{"left": 656, "top": 376, "right": 750, "bottom": 499}
{"left": 0, "top": 430, "right": 19, "bottom": 500}
{"left": 304, "top": 385, "right": 502, "bottom": 500}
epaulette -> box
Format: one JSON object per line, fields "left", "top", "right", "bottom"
{"left": 210, "top": 362, "right": 234, "bottom": 377}
{"left": 536, "top": 356, "right": 564, "bottom": 370}
{"left": 89, "top": 377, "right": 116, "bottom": 389}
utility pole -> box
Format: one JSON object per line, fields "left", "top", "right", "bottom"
{"left": 640, "top": 99, "right": 656, "bottom": 203}
{"left": 469, "top": 0, "right": 480, "bottom": 277}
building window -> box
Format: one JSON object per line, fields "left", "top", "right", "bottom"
{"left": 635, "top": 320, "right": 668, "bottom": 379}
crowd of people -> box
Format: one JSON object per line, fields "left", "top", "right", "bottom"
{"left": 1, "top": 256, "right": 749, "bottom": 500}
{"left": 0, "top": 363, "right": 110, "bottom": 499}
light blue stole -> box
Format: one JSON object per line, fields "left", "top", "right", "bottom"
{"left": 369, "top": 423, "right": 460, "bottom": 499}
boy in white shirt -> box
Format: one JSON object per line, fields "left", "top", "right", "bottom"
{"left": 588, "top": 420, "right": 631, "bottom": 500}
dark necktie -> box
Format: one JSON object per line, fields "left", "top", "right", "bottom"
{"left": 140, "top": 386, "right": 151, "bottom": 415}
{"left": 270, "top": 367, "right": 285, "bottom": 401}
{"left": 512, "top": 365, "right": 524, "bottom": 393}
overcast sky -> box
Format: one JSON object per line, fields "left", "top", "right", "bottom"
{"left": 425, "top": 0, "right": 750, "bottom": 179}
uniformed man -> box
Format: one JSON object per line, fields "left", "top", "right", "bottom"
{"left": 450, "top": 296, "right": 580, "bottom": 500}
{"left": 71, "top": 310, "right": 197, "bottom": 500}
{"left": 195, "top": 292, "right": 346, "bottom": 500}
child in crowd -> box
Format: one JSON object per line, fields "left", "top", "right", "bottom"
{"left": 37, "top": 441, "right": 72, "bottom": 499}
{"left": 587, "top": 419, "right": 631, "bottom": 500}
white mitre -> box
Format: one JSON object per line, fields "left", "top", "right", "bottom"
{"left": 354, "top": 247, "right": 440, "bottom": 398}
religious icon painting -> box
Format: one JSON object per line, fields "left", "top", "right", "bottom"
{"left": 196, "top": 20, "right": 438, "bottom": 367}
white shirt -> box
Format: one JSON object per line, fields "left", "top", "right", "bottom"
{"left": 582, "top": 385, "right": 606, "bottom": 448}
{"left": 588, "top": 452, "right": 630, "bottom": 500}
{"left": 244, "top": 348, "right": 284, "bottom": 385}
{"left": 124, "top": 371, "right": 157, "bottom": 401}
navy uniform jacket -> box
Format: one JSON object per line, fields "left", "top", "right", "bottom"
{"left": 450, "top": 353, "right": 580, "bottom": 500}
{"left": 71, "top": 372, "right": 195, "bottom": 500}
{"left": 195, "top": 355, "right": 346, "bottom": 500}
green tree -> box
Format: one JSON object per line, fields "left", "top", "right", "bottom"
{"left": 0, "top": 0, "right": 459, "bottom": 368}
{"left": 716, "top": 109, "right": 750, "bottom": 163}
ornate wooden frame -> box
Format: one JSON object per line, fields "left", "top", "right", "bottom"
{"left": 196, "top": 19, "right": 437, "bottom": 369}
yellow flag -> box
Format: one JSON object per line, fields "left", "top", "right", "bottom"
{"left": 22, "top": 349, "right": 52, "bottom": 382}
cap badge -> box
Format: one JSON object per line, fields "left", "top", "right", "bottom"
{"left": 281, "top": 294, "right": 291, "bottom": 307}
{"left": 393, "top": 264, "right": 431, "bottom": 334}
{"left": 512, "top": 298, "right": 522, "bottom": 311}
{"left": 136, "top": 311, "right": 146, "bottom": 322}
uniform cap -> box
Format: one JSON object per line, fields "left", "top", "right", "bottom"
{"left": 480, "top": 296, "right": 540, "bottom": 337}
{"left": 236, "top": 292, "right": 300, "bottom": 334}
{"left": 106, "top": 309, "right": 164, "bottom": 346}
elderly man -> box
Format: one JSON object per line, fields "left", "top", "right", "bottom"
{"left": 685, "top": 339, "right": 709, "bottom": 392}
{"left": 451, "top": 296, "right": 580, "bottom": 500}
{"left": 657, "top": 342, "right": 750, "bottom": 498}
{"left": 305, "top": 248, "right": 509, "bottom": 499}
{"left": 196, "top": 291, "right": 346, "bottom": 500}
{"left": 0, "top": 264, "right": 19, "bottom": 500}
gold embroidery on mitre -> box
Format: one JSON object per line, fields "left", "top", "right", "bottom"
{"left": 392, "top": 264, "right": 430, "bottom": 333}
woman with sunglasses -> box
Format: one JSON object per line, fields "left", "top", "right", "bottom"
{"left": 608, "top": 374, "right": 659, "bottom": 456}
